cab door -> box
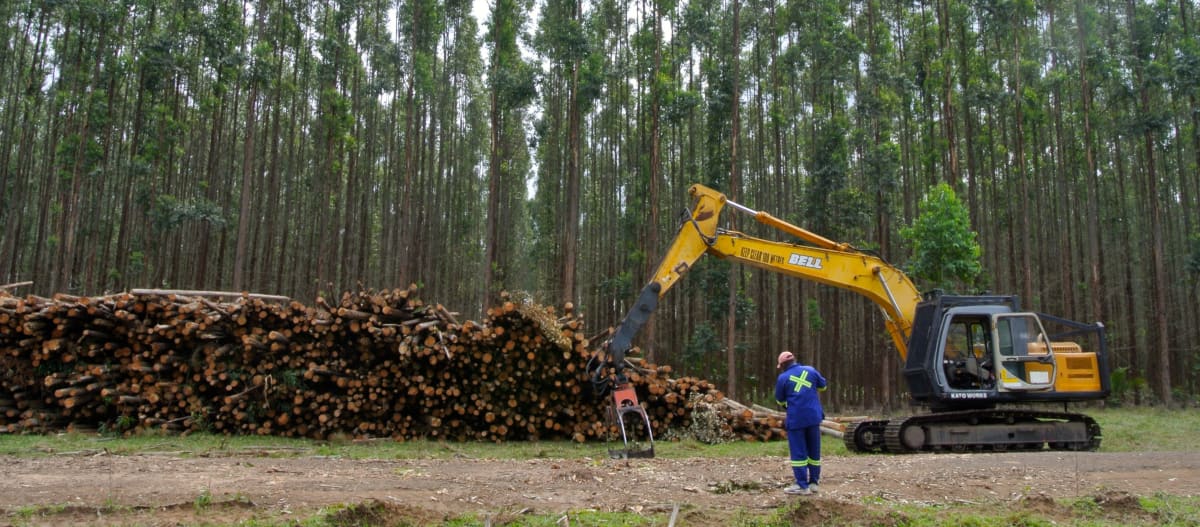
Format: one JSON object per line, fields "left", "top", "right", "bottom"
{"left": 992, "top": 313, "right": 1057, "bottom": 391}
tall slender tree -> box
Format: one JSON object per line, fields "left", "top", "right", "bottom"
{"left": 483, "top": 0, "right": 535, "bottom": 309}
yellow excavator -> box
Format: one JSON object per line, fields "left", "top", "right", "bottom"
{"left": 590, "top": 184, "right": 1109, "bottom": 456}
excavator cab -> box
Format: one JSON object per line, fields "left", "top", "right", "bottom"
{"left": 935, "top": 312, "right": 1064, "bottom": 394}
{"left": 909, "top": 294, "right": 1109, "bottom": 410}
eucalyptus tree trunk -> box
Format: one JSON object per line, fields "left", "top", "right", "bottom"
{"left": 1126, "top": 0, "right": 1172, "bottom": 406}
{"left": 937, "top": 0, "right": 959, "bottom": 187}
{"left": 233, "top": 5, "right": 266, "bottom": 291}
{"left": 1011, "top": 17, "right": 1034, "bottom": 307}
{"left": 561, "top": 0, "right": 583, "bottom": 308}
{"left": 643, "top": 0, "right": 662, "bottom": 363}
{"left": 1075, "top": 1, "right": 1106, "bottom": 327}
{"left": 726, "top": 0, "right": 742, "bottom": 398}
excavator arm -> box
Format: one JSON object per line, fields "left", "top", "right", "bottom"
{"left": 595, "top": 184, "right": 921, "bottom": 391}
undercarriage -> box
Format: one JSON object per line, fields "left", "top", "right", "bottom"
{"left": 843, "top": 409, "right": 1101, "bottom": 453}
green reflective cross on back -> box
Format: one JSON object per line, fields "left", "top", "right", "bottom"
{"left": 789, "top": 370, "right": 812, "bottom": 392}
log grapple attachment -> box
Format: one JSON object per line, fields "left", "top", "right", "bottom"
{"left": 606, "top": 383, "right": 655, "bottom": 459}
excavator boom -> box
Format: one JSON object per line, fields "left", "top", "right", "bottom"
{"left": 600, "top": 184, "right": 920, "bottom": 376}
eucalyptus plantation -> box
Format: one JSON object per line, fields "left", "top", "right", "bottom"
{"left": 2, "top": 0, "right": 1198, "bottom": 406}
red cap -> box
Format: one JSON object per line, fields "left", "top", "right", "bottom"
{"left": 777, "top": 351, "right": 795, "bottom": 367}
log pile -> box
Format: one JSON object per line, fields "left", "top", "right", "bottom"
{"left": 0, "top": 287, "right": 786, "bottom": 442}
{"left": 699, "top": 399, "right": 848, "bottom": 442}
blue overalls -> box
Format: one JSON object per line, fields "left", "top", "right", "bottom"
{"left": 775, "top": 363, "right": 827, "bottom": 488}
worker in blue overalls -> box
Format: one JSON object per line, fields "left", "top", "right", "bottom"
{"left": 774, "top": 350, "right": 827, "bottom": 495}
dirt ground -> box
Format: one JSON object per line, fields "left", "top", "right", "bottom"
{"left": 1, "top": 448, "right": 1196, "bottom": 525}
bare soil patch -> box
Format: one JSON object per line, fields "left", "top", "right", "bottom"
{"left": 1, "top": 450, "right": 1195, "bottom": 525}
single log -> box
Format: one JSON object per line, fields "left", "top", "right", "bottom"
{"left": 131, "top": 289, "right": 291, "bottom": 302}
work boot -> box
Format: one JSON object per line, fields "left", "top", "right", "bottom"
{"left": 783, "top": 484, "right": 812, "bottom": 495}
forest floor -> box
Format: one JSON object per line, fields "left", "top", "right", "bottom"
{"left": 1, "top": 448, "right": 1197, "bottom": 525}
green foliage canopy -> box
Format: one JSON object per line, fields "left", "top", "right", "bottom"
{"left": 900, "top": 183, "right": 982, "bottom": 293}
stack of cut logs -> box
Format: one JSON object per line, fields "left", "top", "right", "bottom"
{"left": 0, "top": 286, "right": 800, "bottom": 442}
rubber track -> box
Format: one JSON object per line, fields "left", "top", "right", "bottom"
{"left": 880, "top": 409, "right": 1101, "bottom": 453}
